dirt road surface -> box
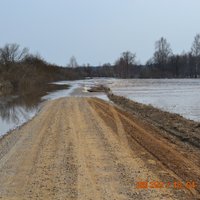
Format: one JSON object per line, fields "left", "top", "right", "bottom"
{"left": 0, "top": 97, "right": 199, "bottom": 199}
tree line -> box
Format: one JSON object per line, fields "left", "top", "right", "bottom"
{"left": 1, "top": 33, "right": 200, "bottom": 95}
{"left": 0, "top": 44, "right": 80, "bottom": 96}
{"left": 72, "top": 34, "right": 200, "bottom": 78}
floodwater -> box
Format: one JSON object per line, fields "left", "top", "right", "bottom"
{"left": 47, "top": 79, "right": 110, "bottom": 101}
{"left": 0, "top": 79, "right": 112, "bottom": 136}
{"left": 50, "top": 78, "right": 200, "bottom": 121}
{"left": 0, "top": 84, "right": 69, "bottom": 136}
{"left": 0, "top": 78, "right": 199, "bottom": 136}
{"left": 0, "top": 96, "right": 39, "bottom": 136}
{"left": 108, "top": 79, "right": 200, "bottom": 122}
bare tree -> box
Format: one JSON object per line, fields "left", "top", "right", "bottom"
{"left": 68, "top": 56, "right": 78, "bottom": 68}
{"left": 0, "top": 44, "right": 29, "bottom": 65}
{"left": 115, "top": 51, "right": 136, "bottom": 77}
{"left": 153, "top": 37, "right": 172, "bottom": 66}
{"left": 121, "top": 51, "right": 136, "bottom": 66}
{"left": 191, "top": 34, "right": 200, "bottom": 78}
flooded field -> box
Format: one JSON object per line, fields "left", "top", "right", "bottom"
{"left": 109, "top": 79, "right": 200, "bottom": 122}
{"left": 50, "top": 78, "right": 200, "bottom": 121}
{"left": 0, "top": 78, "right": 199, "bottom": 136}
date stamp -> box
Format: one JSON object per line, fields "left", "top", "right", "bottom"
{"left": 135, "top": 181, "right": 197, "bottom": 190}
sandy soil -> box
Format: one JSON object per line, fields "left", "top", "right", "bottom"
{"left": 0, "top": 97, "right": 199, "bottom": 199}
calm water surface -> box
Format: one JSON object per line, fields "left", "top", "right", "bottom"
{"left": 0, "top": 78, "right": 199, "bottom": 136}
{"left": 109, "top": 79, "right": 200, "bottom": 122}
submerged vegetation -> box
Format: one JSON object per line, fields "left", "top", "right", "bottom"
{"left": 0, "top": 44, "right": 79, "bottom": 97}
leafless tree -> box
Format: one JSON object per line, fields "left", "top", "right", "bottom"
{"left": 121, "top": 51, "right": 136, "bottom": 66}
{"left": 0, "top": 43, "right": 29, "bottom": 65}
{"left": 191, "top": 34, "right": 200, "bottom": 78}
{"left": 146, "top": 58, "right": 154, "bottom": 66}
{"left": 68, "top": 56, "right": 78, "bottom": 68}
{"left": 115, "top": 51, "right": 136, "bottom": 77}
{"left": 153, "top": 37, "right": 172, "bottom": 66}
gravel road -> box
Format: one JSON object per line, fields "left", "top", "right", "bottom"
{"left": 0, "top": 97, "right": 198, "bottom": 199}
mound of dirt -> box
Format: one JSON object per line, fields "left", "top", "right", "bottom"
{"left": 88, "top": 85, "right": 111, "bottom": 93}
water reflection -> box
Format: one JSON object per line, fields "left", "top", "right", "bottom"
{"left": 0, "top": 96, "right": 38, "bottom": 124}
{"left": 1, "top": 78, "right": 199, "bottom": 136}
{"left": 0, "top": 84, "right": 69, "bottom": 136}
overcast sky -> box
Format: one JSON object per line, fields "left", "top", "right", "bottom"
{"left": 0, "top": 0, "right": 200, "bottom": 66}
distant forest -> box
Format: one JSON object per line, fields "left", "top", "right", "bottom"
{"left": 0, "top": 34, "right": 200, "bottom": 95}
{"left": 77, "top": 34, "right": 200, "bottom": 79}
